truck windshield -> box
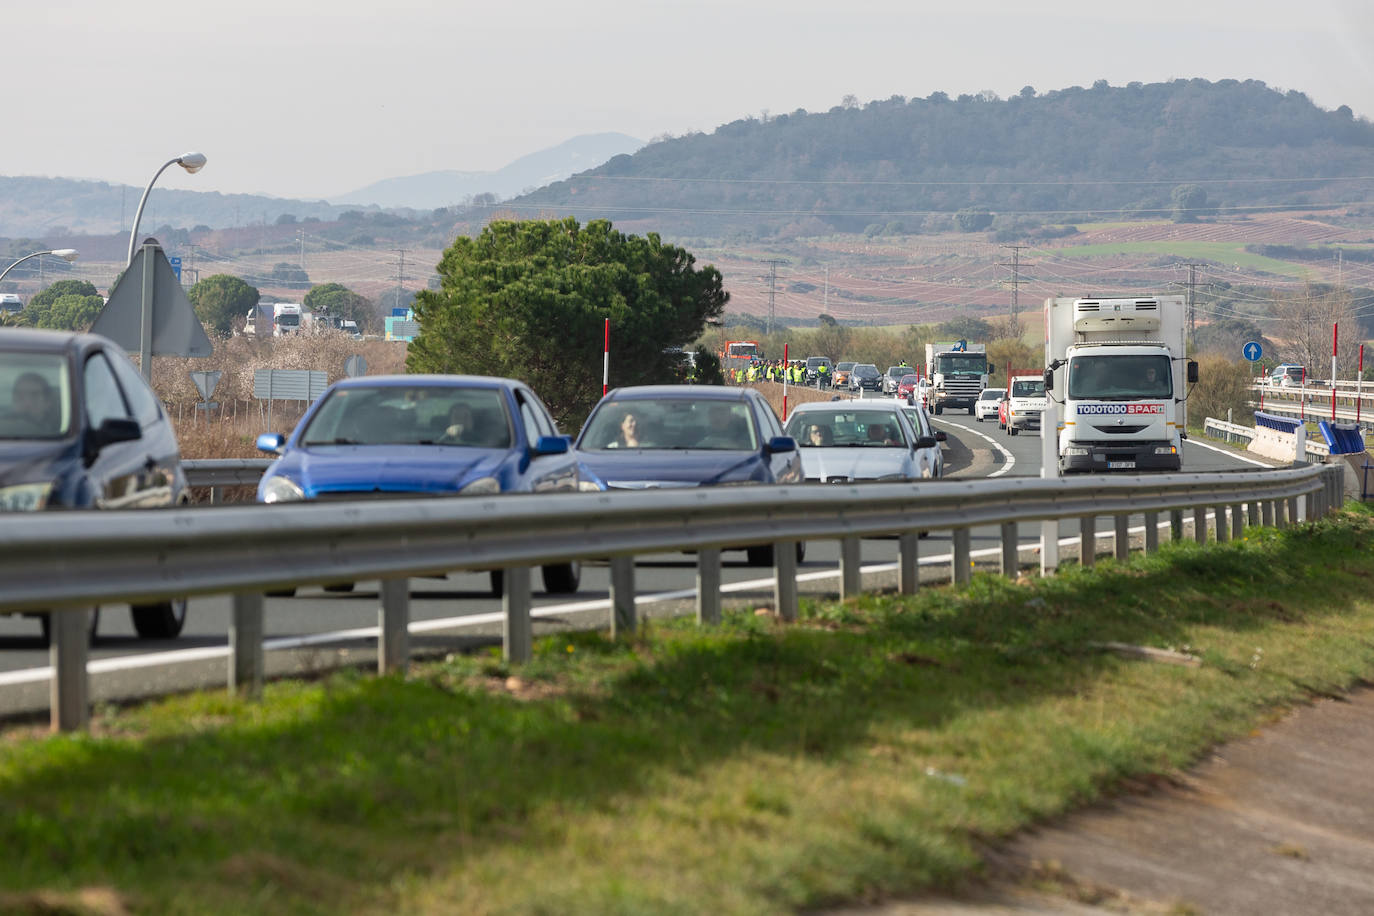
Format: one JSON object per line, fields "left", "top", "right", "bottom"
{"left": 1011, "top": 379, "right": 1044, "bottom": 397}
{"left": 936, "top": 355, "right": 986, "bottom": 374}
{"left": 1067, "top": 355, "right": 1172, "bottom": 399}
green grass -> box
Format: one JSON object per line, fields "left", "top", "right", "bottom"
{"left": 1044, "top": 241, "right": 1309, "bottom": 276}
{"left": 4, "top": 509, "right": 1374, "bottom": 914}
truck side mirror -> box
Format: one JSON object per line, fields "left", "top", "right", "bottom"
{"left": 987, "top": 365, "right": 996, "bottom": 375}
{"left": 1187, "top": 361, "right": 1199, "bottom": 384}
{"left": 1042, "top": 368, "right": 1054, "bottom": 392}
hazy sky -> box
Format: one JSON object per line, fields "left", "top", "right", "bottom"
{"left": 11, "top": 0, "right": 1373, "bottom": 202}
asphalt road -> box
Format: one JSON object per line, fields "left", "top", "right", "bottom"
{"left": 0, "top": 413, "right": 1279, "bottom": 717}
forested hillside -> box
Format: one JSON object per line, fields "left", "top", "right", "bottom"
{"left": 513, "top": 79, "right": 1374, "bottom": 237}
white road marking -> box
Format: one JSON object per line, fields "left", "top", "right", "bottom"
{"left": 1186, "top": 436, "right": 1273, "bottom": 468}
{"left": 933, "top": 417, "right": 1016, "bottom": 477}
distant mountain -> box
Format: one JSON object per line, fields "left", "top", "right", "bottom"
{"left": 0, "top": 133, "right": 644, "bottom": 239}
{"left": 510, "top": 79, "right": 1374, "bottom": 238}
{"left": 330, "top": 132, "right": 645, "bottom": 209}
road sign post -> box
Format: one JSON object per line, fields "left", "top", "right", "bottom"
{"left": 1244, "top": 341, "right": 1264, "bottom": 411}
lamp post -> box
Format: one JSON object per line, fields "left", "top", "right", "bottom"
{"left": 0, "top": 249, "right": 79, "bottom": 286}
{"left": 126, "top": 152, "right": 207, "bottom": 268}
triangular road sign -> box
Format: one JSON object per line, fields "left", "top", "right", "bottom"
{"left": 91, "top": 239, "right": 213, "bottom": 357}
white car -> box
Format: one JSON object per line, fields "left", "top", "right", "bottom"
{"left": 974, "top": 388, "right": 1004, "bottom": 422}
{"left": 784, "top": 401, "right": 943, "bottom": 482}
{"left": 1005, "top": 375, "right": 1046, "bottom": 436}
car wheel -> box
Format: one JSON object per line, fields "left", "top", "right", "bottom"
{"left": 934, "top": 404, "right": 943, "bottom": 415}
{"left": 542, "top": 561, "right": 581, "bottom": 594}
{"left": 131, "top": 598, "right": 188, "bottom": 639}
{"left": 322, "top": 582, "right": 356, "bottom": 593}
{"left": 1010, "top": 426, "right": 1019, "bottom": 436}
{"left": 40, "top": 608, "right": 101, "bottom": 646}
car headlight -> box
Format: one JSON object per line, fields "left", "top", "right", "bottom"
{"left": 459, "top": 476, "right": 501, "bottom": 496}
{"left": 577, "top": 479, "right": 606, "bottom": 492}
{"left": 1064, "top": 446, "right": 1090, "bottom": 456}
{"left": 261, "top": 475, "right": 305, "bottom": 503}
{"left": 0, "top": 482, "right": 54, "bottom": 512}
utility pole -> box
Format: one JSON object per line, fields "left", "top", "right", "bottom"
{"left": 762, "top": 258, "right": 787, "bottom": 335}
{"left": 1182, "top": 262, "right": 1205, "bottom": 334}
{"left": 998, "top": 245, "right": 1033, "bottom": 334}
{"left": 823, "top": 265, "right": 829, "bottom": 313}
{"left": 298, "top": 230, "right": 306, "bottom": 275}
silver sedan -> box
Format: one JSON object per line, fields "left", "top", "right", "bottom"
{"left": 783, "top": 401, "right": 942, "bottom": 482}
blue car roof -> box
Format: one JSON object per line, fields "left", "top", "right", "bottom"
{"left": 601, "top": 385, "right": 751, "bottom": 401}
{"left": 328, "top": 374, "right": 520, "bottom": 390}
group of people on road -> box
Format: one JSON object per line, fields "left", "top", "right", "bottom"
{"left": 727, "top": 360, "right": 822, "bottom": 386}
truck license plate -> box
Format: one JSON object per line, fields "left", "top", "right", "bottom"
{"left": 1107, "top": 460, "right": 1136, "bottom": 469}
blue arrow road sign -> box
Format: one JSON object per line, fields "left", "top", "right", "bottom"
{"left": 1242, "top": 340, "right": 1263, "bottom": 362}
{"left": 169, "top": 256, "right": 182, "bottom": 281}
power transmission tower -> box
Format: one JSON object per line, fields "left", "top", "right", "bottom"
{"left": 997, "top": 245, "right": 1033, "bottom": 333}
{"left": 762, "top": 259, "right": 787, "bottom": 335}
{"left": 392, "top": 249, "right": 411, "bottom": 310}
{"left": 1182, "top": 262, "right": 1205, "bottom": 334}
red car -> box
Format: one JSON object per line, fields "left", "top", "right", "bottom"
{"left": 997, "top": 394, "right": 1010, "bottom": 430}
{"left": 896, "top": 373, "right": 921, "bottom": 402}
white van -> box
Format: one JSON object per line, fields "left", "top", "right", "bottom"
{"left": 0, "top": 294, "right": 22, "bottom": 314}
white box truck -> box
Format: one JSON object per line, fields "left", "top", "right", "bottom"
{"left": 1043, "top": 294, "right": 1197, "bottom": 473}
{"left": 923, "top": 340, "right": 990, "bottom": 415}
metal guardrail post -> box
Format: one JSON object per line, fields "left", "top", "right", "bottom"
{"left": 1262, "top": 499, "right": 1275, "bottom": 527}
{"left": 898, "top": 532, "right": 919, "bottom": 594}
{"left": 1231, "top": 503, "right": 1243, "bottom": 540}
{"left": 609, "top": 556, "right": 636, "bottom": 637}
{"left": 1248, "top": 501, "right": 1260, "bottom": 527}
{"left": 50, "top": 609, "right": 90, "bottom": 732}
{"left": 1000, "top": 522, "right": 1017, "bottom": 577}
{"left": 839, "top": 536, "right": 861, "bottom": 598}
{"left": 210, "top": 486, "right": 223, "bottom": 506}
{"left": 1041, "top": 519, "right": 1059, "bottom": 577}
{"left": 1079, "top": 517, "right": 1095, "bottom": 567}
{"left": 501, "top": 568, "right": 531, "bottom": 664}
{"left": 229, "top": 593, "right": 265, "bottom": 698}
{"left": 774, "top": 541, "right": 799, "bottom": 621}
{"left": 952, "top": 528, "right": 972, "bottom": 584}
{"left": 1170, "top": 509, "right": 1184, "bottom": 541}
{"left": 1144, "top": 511, "right": 1159, "bottom": 553}
{"left": 1215, "top": 506, "right": 1229, "bottom": 543}
{"left": 379, "top": 577, "right": 411, "bottom": 673}
{"left": 1289, "top": 496, "right": 1302, "bottom": 525}
{"left": 1275, "top": 498, "right": 1288, "bottom": 528}
{"left": 1114, "top": 514, "right": 1130, "bottom": 560}
{"left": 696, "top": 548, "right": 722, "bottom": 625}
{"left": 1193, "top": 507, "right": 1207, "bottom": 544}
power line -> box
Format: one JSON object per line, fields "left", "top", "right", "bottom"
{"left": 761, "top": 259, "right": 787, "bottom": 335}
{"left": 998, "top": 245, "right": 1034, "bottom": 331}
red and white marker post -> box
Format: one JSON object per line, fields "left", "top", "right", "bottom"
{"left": 782, "top": 343, "right": 789, "bottom": 421}
{"left": 602, "top": 318, "right": 610, "bottom": 397}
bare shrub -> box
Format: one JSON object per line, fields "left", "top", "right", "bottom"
{"left": 1188, "top": 354, "right": 1255, "bottom": 428}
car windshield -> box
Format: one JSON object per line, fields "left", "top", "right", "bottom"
{"left": 0, "top": 351, "right": 71, "bottom": 439}
{"left": 853, "top": 365, "right": 879, "bottom": 377}
{"left": 300, "top": 385, "right": 512, "bottom": 447}
{"left": 980, "top": 389, "right": 1005, "bottom": 401}
{"left": 1067, "top": 355, "right": 1171, "bottom": 399}
{"left": 1011, "top": 379, "right": 1045, "bottom": 397}
{"left": 785, "top": 409, "right": 909, "bottom": 448}
{"left": 582, "top": 397, "right": 758, "bottom": 451}
{"left": 900, "top": 374, "right": 919, "bottom": 385}
{"left": 836, "top": 362, "right": 855, "bottom": 371}
{"left": 887, "top": 366, "right": 912, "bottom": 377}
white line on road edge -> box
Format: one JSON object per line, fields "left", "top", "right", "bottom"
{"left": 934, "top": 417, "right": 1016, "bottom": 477}
{"left": 0, "top": 514, "right": 1213, "bottom": 689}
{"left": 1186, "top": 436, "right": 1274, "bottom": 468}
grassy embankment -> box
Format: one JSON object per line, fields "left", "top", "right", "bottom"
{"left": 2, "top": 505, "right": 1373, "bottom": 914}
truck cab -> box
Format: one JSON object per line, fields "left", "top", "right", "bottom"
{"left": 1045, "top": 296, "right": 1195, "bottom": 473}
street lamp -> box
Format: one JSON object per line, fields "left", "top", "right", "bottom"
{"left": 126, "top": 152, "right": 207, "bottom": 267}
{"left": 0, "top": 248, "right": 79, "bottom": 286}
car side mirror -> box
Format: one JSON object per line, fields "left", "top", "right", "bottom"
{"left": 87, "top": 417, "right": 141, "bottom": 451}
{"left": 532, "top": 435, "right": 570, "bottom": 456}
{"left": 914, "top": 435, "right": 937, "bottom": 449}
{"left": 256, "top": 433, "right": 286, "bottom": 454}
{"left": 934, "top": 430, "right": 947, "bottom": 442}
{"left": 766, "top": 435, "right": 797, "bottom": 454}
{"left": 1187, "top": 361, "right": 1199, "bottom": 384}
{"left": 1043, "top": 368, "right": 1054, "bottom": 392}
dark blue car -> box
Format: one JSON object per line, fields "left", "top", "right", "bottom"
{"left": 256, "top": 375, "right": 591, "bottom": 594}
{"left": 574, "top": 385, "right": 802, "bottom": 565}
{"left": 0, "top": 328, "right": 190, "bottom": 641}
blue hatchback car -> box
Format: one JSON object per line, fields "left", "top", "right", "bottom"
{"left": 574, "top": 385, "right": 802, "bottom": 565}
{"left": 256, "top": 375, "right": 590, "bottom": 594}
